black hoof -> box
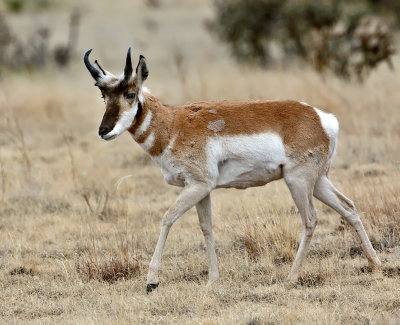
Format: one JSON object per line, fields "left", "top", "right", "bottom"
{"left": 146, "top": 282, "right": 159, "bottom": 294}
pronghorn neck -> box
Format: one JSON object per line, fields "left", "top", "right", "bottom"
{"left": 128, "top": 93, "right": 173, "bottom": 156}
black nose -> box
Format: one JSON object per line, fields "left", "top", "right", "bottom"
{"left": 99, "top": 126, "right": 111, "bottom": 137}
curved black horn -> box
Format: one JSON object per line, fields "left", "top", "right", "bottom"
{"left": 84, "top": 49, "right": 101, "bottom": 80}
{"left": 124, "top": 47, "right": 133, "bottom": 80}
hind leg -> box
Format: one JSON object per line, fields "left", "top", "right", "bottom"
{"left": 284, "top": 168, "right": 319, "bottom": 283}
{"left": 314, "top": 175, "right": 381, "bottom": 268}
{"left": 196, "top": 194, "right": 219, "bottom": 284}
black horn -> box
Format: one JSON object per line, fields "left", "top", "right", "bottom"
{"left": 84, "top": 49, "right": 102, "bottom": 80}
{"left": 124, "top": 47, "right": 133, "bottom": 80}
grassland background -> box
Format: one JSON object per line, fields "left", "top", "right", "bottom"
{"left": 0, "top": 0, "right": 400, "bottom": 324}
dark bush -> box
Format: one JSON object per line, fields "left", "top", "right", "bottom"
{"left": 209, "top": 0, "right": 397, "bottom": 80}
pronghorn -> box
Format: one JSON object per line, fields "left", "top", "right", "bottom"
{"left": 84, "top": 48, "right": 381, "bottom": 293}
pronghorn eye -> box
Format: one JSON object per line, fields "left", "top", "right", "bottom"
{"left": 125, "top": 93, "right": 136, "bottom": 100}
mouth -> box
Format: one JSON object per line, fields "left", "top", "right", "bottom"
{"left": 100, "top": 133, "right": 117, "bottom": 141}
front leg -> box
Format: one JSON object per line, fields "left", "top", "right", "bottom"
{"left": 146, "top": 182, "right": 213, "bottom": 293}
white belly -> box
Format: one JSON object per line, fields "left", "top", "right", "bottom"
{"left": 207, "top": 133, "right": 286, "bottom": 189}
{"left": 216, "top": 158, "right": 283, "bottom": 188}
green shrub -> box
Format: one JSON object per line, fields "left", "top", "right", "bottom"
{"left": 4, "top": 0, "right": 26, "bottom": 12}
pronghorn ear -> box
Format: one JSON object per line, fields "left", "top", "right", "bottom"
{"left": 134, "top": 55, "right": 148, "bottom": 86}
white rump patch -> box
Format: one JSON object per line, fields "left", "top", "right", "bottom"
{"left": 314, "top": 108, "right": 339, "bottom": 138}
{"left": 207, "top": 119, "right": 225, "bottom": 133}
{"left": 313, "top": 107, "right": 339, "bottom": 170}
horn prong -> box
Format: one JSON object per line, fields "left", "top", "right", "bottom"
{"left": 94, "top": 60, "right": 106, "bottom": 75}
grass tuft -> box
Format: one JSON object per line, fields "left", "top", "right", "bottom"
{"left": 359, "top": 185, "right": 400, "bottom": 250}
{"left": 237, "top": 209, "right": 299, "bottom": 264}
{"left": 298, "top": 272, "right": 325, "bottom": 287}
{"left": 76, "top": 246, "right": 141, "bottom": 283}
{"left": 9, "top": 266, "right": 37, "bottom": 276}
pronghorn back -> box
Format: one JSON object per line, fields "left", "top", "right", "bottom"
{"left": 170, "top": 99, "right": 331, "bottom": 155}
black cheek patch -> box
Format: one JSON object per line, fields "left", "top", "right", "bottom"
{"left": 136, "top": 101, "right": 142, "bottom": 120}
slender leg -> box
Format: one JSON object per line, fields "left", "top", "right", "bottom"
{"left": 313, "top": 175, "right": 381, "bottom": 268}
{"left": 285, "top": 171, "right": 318, "bottom": 283}
{"left": 146, "top": 182, "right": 213, "bottom": 293}
{"left": 196, "top": 194, "right": 219, "bottom": 284}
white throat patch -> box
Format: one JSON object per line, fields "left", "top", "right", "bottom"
{"left": 133, "top": 110, "right": 152, "bottom": 140}
{"left": 102, "top": 102, "right": 139, "bottom": 140}
{"left": 139, "top": 132, "right": 155, "bottom": 152}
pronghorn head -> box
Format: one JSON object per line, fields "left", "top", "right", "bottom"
{"left": 84, "top": 48, "right": 149, "bottom": 140}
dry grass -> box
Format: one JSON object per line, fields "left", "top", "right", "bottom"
{"left": 76, "top": 244, "right": 141, "bottom": 283}
{"left": 236, "top": 208, "right": 299, "bottom": 264}
{"left": 0, "top": 0, "right": 400, "bottom": 324}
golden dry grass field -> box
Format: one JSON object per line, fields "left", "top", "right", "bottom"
{"left": 0, "top": 0, "right": 400, "bottom": 324}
